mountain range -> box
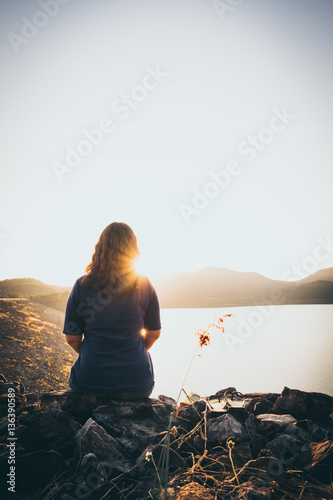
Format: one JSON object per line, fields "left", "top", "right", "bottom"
{"left": 0, "top": 267, "right": 332, "bottom": 310}
{"left": 153, "top": 267, "right": 333, "bottom": 307}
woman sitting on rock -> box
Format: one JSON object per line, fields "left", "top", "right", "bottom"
{"left": 63, "top": 222, "right": 161, "bottom": 399}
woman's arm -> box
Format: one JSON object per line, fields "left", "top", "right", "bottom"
{"left": 65, "top": 334, "right": 83, "bottom": 354}
{"left": 144, "top": 329, "right": 161, "bottom": 350}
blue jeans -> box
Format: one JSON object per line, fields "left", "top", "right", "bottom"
{"left": 68, "top": 375, "right": 154, "bottom": 400}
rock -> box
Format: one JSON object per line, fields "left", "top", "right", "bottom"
{"left": 158, "top": 394, "right": 177, "bottom": 406}
{"left": 281, "top": 423, "right": 311, "bottom": 444}
{"left": 2, "top": 377, "right": 333, "bottom": 500}
{"left": 17, "top": 407, "right": 81, "bottom": 452}
{"left": 273, "top": 387, "right": 308, "bottom": 419}
{"left": 214, "top": 386, "right": 238, "bottom": 397}
{"left": 236, "top": 456, "right": 285, "bottom": 483}
{"left": 206, "top": 414, "right": 247, "bottom": 443}
{"left": 14, "top": 450, "right": 67, "bottom": 494}
{"left": 304, "top": 440, "right": 333, "bottom": 484}
{"left": 264, "top": 434, "right": 304, "bottom": 461}
{"left": 228, "top": 443, "right": 252, "bottom": 469}
{"left": 273, "top": 387, "right": 331, "bottom": 422}
{"left": 249, "top": 434, "right": 268, "bottom": 458}
{"left": 25, "top": 393, "right": 39, "bottom": 404}
{"left": 93, "top": 398, "right": 175, "bottom": 428}
{"left": 176, "top": 481, "right": 214, "bottom": 499}
{"left": 244, "top": 413, "right": 258, "bottom": 437}
{"left": 245, "top": 397, "right": 274, "bottom": 415}
{"left": 301, "top": 419, "right": 332, "bottom": 441}
{"left": 74, "top": 418, "right": 131, "bottom": 473}
{"left": 92, "top": 404, "right": 170, "bottom": 457}
{"left": 176, "top": 400, "right": 207, "bottom": 430}
{"left": 0, "top": 380, "right": 23, "bottom": 395}
{"left": 256, "top": 413, "right": 297, "bottom": 433}
{"left": 41, "top": 390, "right": 97, "bottom": 416}
{"left": 79, "top": 452, "right": 109, "bottom": 486}
{"left": 244, "top": 392, "right": 280, "bottom": 404}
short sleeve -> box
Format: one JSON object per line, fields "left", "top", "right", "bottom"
{"left": 143, "top": 281, "right": 161, "bottom": 331}
{"left": 63, "top": 280, "right": 85, "bottom": 336}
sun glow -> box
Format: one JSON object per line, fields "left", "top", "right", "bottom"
{"left": 134, "top": 256, "right": 154, "bottom": 279}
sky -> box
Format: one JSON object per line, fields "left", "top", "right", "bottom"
{"left": 1, "top": 0, "right": 333, "bottom": 287}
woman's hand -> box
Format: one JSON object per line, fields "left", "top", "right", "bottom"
{"left": 143, "top": 329, "right": 161, "bottom": 350}
{"left": 65, "top": 334, "right": 83, "bottom": 354}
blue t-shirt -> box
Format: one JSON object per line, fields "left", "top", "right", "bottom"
{"left": 63, "top": 275, "right": 161, "bottom": 393}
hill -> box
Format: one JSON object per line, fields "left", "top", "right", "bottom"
{"left": 0, "top": 299, "right": 75, "bottom": 392}
{"left": 152, "top": 267, "right": 333, "bottom": 307}
{"left": 0, "top": 278, "right": 70, "bottom": 298}
{"left": 1, "top": 268, "right": 333, "bottom": 310}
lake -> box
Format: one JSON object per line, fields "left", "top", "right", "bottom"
{"left": 150, "top": 305, "right": 333, "bottom": 401}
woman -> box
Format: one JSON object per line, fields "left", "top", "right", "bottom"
{"left": 63, "top": 222, "right": 161, "bottom": 399}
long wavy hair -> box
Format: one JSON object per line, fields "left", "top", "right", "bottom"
{"left": 81, "top": 222, "right": 140, "bottom": 296}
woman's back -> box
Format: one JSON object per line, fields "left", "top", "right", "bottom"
{"left": 63, "top": 274, "right": 161, "bottom": 393}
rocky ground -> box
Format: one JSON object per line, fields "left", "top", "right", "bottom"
{"left": 0, "top": 377, "right": 332, "bottom": 500}
{"left": 0, "top": 299, "right": 76, "bottom": 392}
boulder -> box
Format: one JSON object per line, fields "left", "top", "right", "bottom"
{"left": 17, "top": 406, "right": 81, "bottom": 452}
{"left": 301, "top": 419, "right": 332, "bottom": 442}
{"left": 273, "top": 387, "right": 331, "bottom": 422}
{"left": 41, "top": 390, "right": 97, "bottom": 417}
{"left": 264, "top": 434, "right": 304, "bottom": 461}
{"left": 256, "top": 413, "right": 297, "bottom": 434}
{"left": 245, "top": 397, "right": 274, "bottom": 415}
{"left": 249, "top": 434, "right": 268, "bottom": 458}
{"left": 206, "top": 414, "right": 247, "bottom": 443}
{"left": 281, "top": 423, "right": 311, "bottom": 444}
{"left": 93, "top": 398, "right": 175, "bottom": 427}
{"left": 228, "top": 443, "right": 252, "bottom": 469}
{"left": 93, "top": 409, "right": 166, "bottom": 457}
{"left": 304, "top": 440, "right": 333, "bottom": 484}
{"left": 79, "top": 452, "right": 109, "bottom": 486}
{"left": 244, "top": 413, "right": 258, "bottom": 437}
{"left": 176, "top": 401, "right": 207, "bottom": 430}
{"left": 74, "top": 418, "right": 131, "bottom": 473}
{"left": 236, "top": 456, "right": 284, "bottom": 483}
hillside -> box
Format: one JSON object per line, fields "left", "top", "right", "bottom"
{"left": 152, "top": 267, "right": 333, "bottom": 308}
{"left": 0, "top": 299, "right": 75, "bottom": 392}
{"left": 0, "top": 278, "right": 70, "bottom": 299}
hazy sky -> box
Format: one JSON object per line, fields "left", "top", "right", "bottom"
{"left": 1, "top": 0, "right": 333, "bottom": 286}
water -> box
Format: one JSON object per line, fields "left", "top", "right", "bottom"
{"left": 150, "top": 305, "right": 333, "bottom": 400}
